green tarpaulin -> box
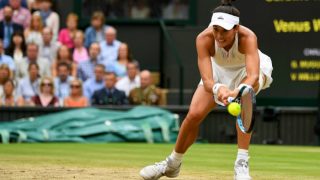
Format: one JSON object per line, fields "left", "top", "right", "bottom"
{"left": 0, "top": 106, "right": 179, "bottom": 144}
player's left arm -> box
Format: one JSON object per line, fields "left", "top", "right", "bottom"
{"left": 243, "top": 34, "right": 260, "bottom": 87}
{"left": 230, "top": 33, "right": 260, "bottom": 97}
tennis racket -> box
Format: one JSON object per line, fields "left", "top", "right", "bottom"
{"left": 228, "top": 86, "right": 256, "bottom": 134}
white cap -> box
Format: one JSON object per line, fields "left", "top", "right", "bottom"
{"left": 209, "top": 12, "right": 239, "bottom": 30}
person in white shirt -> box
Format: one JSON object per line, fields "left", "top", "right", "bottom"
{"left": 39, "top": 27, "right": 59, "bottom": 64}
{"left": 15, "top": 42, "right": 50, "bottom": 80}
{"left": 115, "top": 61, "right": 140, "bottom": 97}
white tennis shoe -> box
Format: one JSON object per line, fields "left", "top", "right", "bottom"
{"left": 234, "top": 158, "right": 252, "bottom": 180}
{"left": 140, "top": 157, "right": 181, "bottom": 180}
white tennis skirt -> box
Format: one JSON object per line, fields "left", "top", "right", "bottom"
{"left": 199, "top": 50, "right": 273, "bottom": 94}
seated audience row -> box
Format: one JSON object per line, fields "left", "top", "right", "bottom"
{"left": 0, "top": 61, "right": 164, "bottom": 107}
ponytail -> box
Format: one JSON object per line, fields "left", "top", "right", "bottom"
{"left": 213, "top": 0, "right": 240, "bottom": 17}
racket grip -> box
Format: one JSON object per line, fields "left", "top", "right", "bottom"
{"left": 227, "top": 97, "right": 234, "bottom": 103}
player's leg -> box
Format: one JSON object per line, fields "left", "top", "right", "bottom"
{"left": 234, "top": 75, "right": 265, "bottom": 180}
{"left": 175, "top": 85, "right": 216, "bottom": 153}
{"left": 140, "top": 85, "right": 216, "bottom": 180}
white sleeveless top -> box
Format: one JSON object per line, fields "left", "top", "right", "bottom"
{"left": 214, "top": 34, "right": 245, "bottom": 69}
{"left": 210, "top": 33, "right": 273, "bottom": 90}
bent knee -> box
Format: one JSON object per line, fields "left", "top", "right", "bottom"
{"left": 185, "top": 109, "right": 207, "bottom": 125}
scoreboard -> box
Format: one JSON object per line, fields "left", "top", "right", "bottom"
{"left": 234, "top": 0, "right": 320, "bottom": 106}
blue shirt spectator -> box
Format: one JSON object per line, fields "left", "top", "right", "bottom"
{"left": 83, "top": 64, "right": 105, "bottom": 101}
{"left": 0, "top": 54, "right": 15, "bottom": 71}
{"left": 99, "top": 26, "right": 121, "bottom": 65}
{"left": 77, "top": 43, "right": 104, "bottom": 81}
{"left": 16, "top": 76, "right": 40, "bottom": 102}
{"left": 16, "top": 62, "right": 40, "bottom": 105}
{"left": 84, "top": 25, "right": 108, "bottom": 48}
{"left": 0, "top": 39, "right": 15, "bottom": 71}
{"left": 54, "top": 76, "right": 73, "bottom": 101}
{"left": 83, "top": 77, "right": 104, "bottom": 102}
{"left": 84, "top": 11, "right": 109, "bottom": 48}
{"left": 54, "top": 62, "right": 73, "bottom": 102}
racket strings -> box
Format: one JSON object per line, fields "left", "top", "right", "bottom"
{"left": 240, "top": 93, "right": 254, "bottom": 131}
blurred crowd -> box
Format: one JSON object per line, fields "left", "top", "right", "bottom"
{"left": 82, "top": 0, "right": 189, "bottom": 20}
{"left": 0, "top": 0, "right": 166, "bottom": 108}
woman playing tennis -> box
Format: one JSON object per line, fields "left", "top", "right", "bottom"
{"left": 140, "top": 0, "right": 273, "bottom": 179}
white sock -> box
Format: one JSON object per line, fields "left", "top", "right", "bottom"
{"left": 236, "top": 149, "right": 249, "bottom": 161}
{"left": 169, "top": 151, "right": 183, "bottom": 164}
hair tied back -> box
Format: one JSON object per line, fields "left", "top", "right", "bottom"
{"left": 221, "top": 0, "right": 236, "bottom": 6}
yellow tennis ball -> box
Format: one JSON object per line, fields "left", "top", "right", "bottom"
{"left": 228, "top": 102, "right": 241, "bottom": 116}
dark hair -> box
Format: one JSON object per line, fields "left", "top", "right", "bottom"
{"left": 105, "top": 71, "right": 117, "bottom": 78}
{"left": 95, "top": 64, "right": 106, "bottom": 71}
{"left": 4, "top": 79, "right": 15, "bottom": 88}
{"left": 6, "top": 31, "right": 27, "bottom": 57}
{"left": 57, "top": 62, "right": 71, "bottom": 71}
{"left": 28, "top": 62, "right": 40, "bottom": 71}
{"left": 213, "top": 0, "right": 240, "bottom": 17}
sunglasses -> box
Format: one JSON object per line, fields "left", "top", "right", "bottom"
{"left": 41, "top": 83, "right": 52, "bottom": 87}
{"left": 71, "top": 85, "right": 81, "bottom": 88}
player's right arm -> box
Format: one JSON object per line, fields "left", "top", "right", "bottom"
{"left": 196, "top": 28, "right": 215, "bottom": 93}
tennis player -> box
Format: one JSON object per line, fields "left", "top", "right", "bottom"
{"left": 140, "top": 0, "right": 273, "bottom": 179}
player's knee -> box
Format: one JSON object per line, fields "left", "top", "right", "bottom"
{"left": 185, "top": 109, "right": 205, "bottom": 125}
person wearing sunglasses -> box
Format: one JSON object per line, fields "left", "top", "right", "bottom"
{"left": 63, "top": 79, "right": 88, "bottom": 107}
{"left": 30, "top": 76, "right": 58, "bottom": 107}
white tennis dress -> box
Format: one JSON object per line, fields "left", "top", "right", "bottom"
{"left": 200, "top": 34, "right": 273, "bottom": 94}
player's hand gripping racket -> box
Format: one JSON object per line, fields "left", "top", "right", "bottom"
{"left": 227, "top": 85, "right": 256, "bottom": 134}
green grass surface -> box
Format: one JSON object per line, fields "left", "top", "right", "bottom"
{"left": 0, "top": 143, "right": 319, "bottom": 179}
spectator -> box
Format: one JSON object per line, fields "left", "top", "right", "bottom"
{"left": 0, "top": 39, "right": 15, "bottom": 71}
{"left": 0, "top": 0, "right": 27, "bottom": 8}
{"left": 0, "top": 63, "right": 11, "bottom": 97}
{"left": 16, "top": 62, "right": 40, "bottom": 105}
{"left": 0, "top": 0, "right": 31, "bottom": 28}
{"left": 37, "top": 0, "right": 59, "bottom": 41}
{"left": 109, "top": 43, "right": 136, "bottom": 78}
{"left": 99, "top": 26, "right": 121, "bottom": 65}
{"left": 5, "top": 31, "right": 26, "bottom": 63}
{"left": 28, "top": 0, "right": 41, "bottom": 13}
{"left": 24, "top": 13, "right": 43, "bottom": 46}
{"left": 15, "top": 42, "right": 50, "bottom": 80}
{"left": 116, "top": 61, "right": 140, "bottom": 97}
{"left": 63, "top": 79, "right": 88, "bottom": 107}
{"left": 130, "top": 0, "right": 150, "bottom": 19}
{"left": 83, "top": 64, "right": 105, "bottom": 101}
{"left": 54, "top": 62, "right": 73, "bottom": 103}
{"left": 92, "top": 72, "right": 127, "bottom": 105}
{"left": 39, "top": 27, "right": 59, "bottom": 64}
{"left": 51, "top": 45, "right": 77, "bottom": 78}
{"left": 0, "top": 79, "right": 19, "bottom": 106}
{"left": 77, "top": 42, "right": 103, "bottom": 81}
{"left": 0, "top": 6, "right": 23, "bottom": 49}
{"left": 58, "top": 13, "right": 78, "bottom": 49}
{"left": 129, "top": 70, "right": 163, "bottom": 105}
{"left": 72, "top": 30, "right": 88, "bottom": 64}
{"left": 30, "top": 76, "right": 58, "bottom": 107}
{"left": 163, "top": 0, "right": 189, "bottom": 20}
{"left": 84, "top": 11, "right": 108, "bottom": 48}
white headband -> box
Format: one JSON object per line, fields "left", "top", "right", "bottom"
{"left": 209, "top": 12, "right": 240, "bottom": 30}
